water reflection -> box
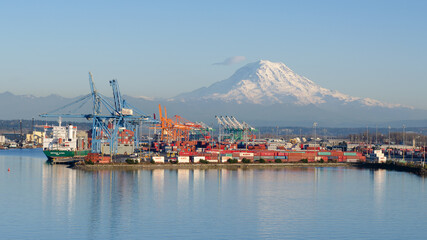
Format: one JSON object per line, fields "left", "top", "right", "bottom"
{"left": 42, "top": 163, "right": 77, "bottom": 219}
{"left": 151, "top": 169, "right": 165, "bottom": 201}
{"left": 371, "top": 169, "right": 387, "bottom": 219}
{"left": 4, "top": 149, "right": 427, "bottom": 240}
{"left": 177, "top": 169, "right": 190, "bottom": 209}
{"left": 39, "top": 165, "right": 379, "bottom": 238}
{"left": 373, "top": 169, "right": 386, "bottom": 204}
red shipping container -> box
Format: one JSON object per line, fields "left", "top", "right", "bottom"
{"left": 331, "top": 151, "right": 344, "bottom": 156}
{"left": 260, "top": 151, "right": 275, "bottom": 156}
{"left": 287, "top": 156, "right": 306, "bottom": 162}
{"left": 179, "top": 152, "right": 194, "bottom": 156}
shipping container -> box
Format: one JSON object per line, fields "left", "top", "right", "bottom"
{"left": 260, "top": 151, "right": 275, "bottom": 156}
{"left": 193, "top": 156, "right": 205, "bottom": 163}
{"left": 152, "top": 156, "right": 165, "bottom": 163}
{"left": 240, "top": 152, "right": 254, "bottom": 157}
{"left": 331, "top": 151, "right": 344, "bottom": 156}
{"left": 344, "top": 152, "right": 357, "bottom": 156}
{"left": 207, "top": 159, "right": 219, "bottom": 163}
{"left": 178, "top": 156, "right": 190, "bottom": 163}
{"left": 287, "top": 156, "right": 304, "bottom": 162}
{"left": 179, "top": 151, "right": 194, "bottom": 156}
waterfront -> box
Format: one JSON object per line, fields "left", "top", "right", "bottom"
{"left": 2, "top": 149, "right": 427, "bottom": 239}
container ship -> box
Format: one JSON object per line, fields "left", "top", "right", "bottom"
{"left": 42, "top": 119, "right": 90, "bottom": 161}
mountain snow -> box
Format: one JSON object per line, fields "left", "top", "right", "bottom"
{"left": 175, "top": 60, "right": 409, "bottom": 109}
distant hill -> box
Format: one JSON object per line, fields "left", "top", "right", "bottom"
{"left": 0, "top": 91, "right": 78, "bottom": 119}
{"left": 0, "top": 119, "right": 91, "bottom": 134}
{"left": 2, "top": 60, "right": 427, "bottom": 127}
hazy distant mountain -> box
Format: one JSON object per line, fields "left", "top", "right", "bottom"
{"left": 175, "top": 60, "right": 409, "bottom": 109}
{"left": 1, "top": 60, "right": 427, "bottom": 127}
{"left": 0, "top": 91, "right": 75, "bottom": 119}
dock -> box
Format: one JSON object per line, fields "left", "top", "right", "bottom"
{"left": 47, "top": 156, "right": 85, "bottom": 165}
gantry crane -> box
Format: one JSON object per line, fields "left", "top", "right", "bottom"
{"left": 41, "top": 72, "right": 158, "bottom": 155}
{"left": 156, "top": 104, "right": 210, "bottom": 143}
{"left": 215, "top": 115, "right": 256, "bottom": 142}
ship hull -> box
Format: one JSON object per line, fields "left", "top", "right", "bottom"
{"left": 43, "top": 150, "right": 90, "bottom": 160}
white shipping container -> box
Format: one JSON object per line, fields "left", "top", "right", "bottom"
{"left": 346, "top": 158, "right": 359, "bottom": 163}
{"left": 240, "top": 152, "right": 254, "bottom": 157}
{"left": 193, "top": 156, "right": 205, "bottom": 163}
{"left": 152, "top": 156, "right": 165, "bottom": 163}
{"left": 178, "top": 156, "right": 190, "bottom": 163}
{"left": 221, "top": 156, "right": 232, "bottom": 162}
{"left": 207, "top": 159, "right": 218, "bottom": 163}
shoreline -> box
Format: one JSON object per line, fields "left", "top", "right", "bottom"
{"left": 73, "top": 162, "right": 355, "bottom": 171}
{"left": 354, "top": 162, "right": 427, "bottom": 176}
{"left": 72, "top": 162, "right": 427, "bottom": 177}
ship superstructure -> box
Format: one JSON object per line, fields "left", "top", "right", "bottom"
{"left": 42, "top": 118, "right": 89, "bottom": 160}
{"left": 43, "top": 119, "right": 77, "bottom": 151}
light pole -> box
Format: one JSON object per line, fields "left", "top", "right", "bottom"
{"left": 218, "top": 120, "right": 221, "bottom": 150}
{"left": 148, "top": 123, "right": 151, "bottom": 158}
{"left": 375, "top": 125, "right": 378, "bottom": 145}
{"left": 403, "top": 124, "right": 406, "bottom": 162}
{"left": 388, "top": 125, "right": 391, "bottom": 160}
{"left": 366, "top": 126, "right": 369, "bottom": 149}
{"left": 313, "top": 122, "right": 318, "bottom": 151}
{"left": 423, "top": 143, "right": 425, "bottom": 168}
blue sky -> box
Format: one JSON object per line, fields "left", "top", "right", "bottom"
{"left": 1, "top": 0, "right": 426, "bottom": 108}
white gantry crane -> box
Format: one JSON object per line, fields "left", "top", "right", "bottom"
{"left": 215, "top": 115, "right": 256, "bottom": 143}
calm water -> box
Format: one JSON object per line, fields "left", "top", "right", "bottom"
{"left": 1, "top": 149, "right": 427, "bottom": 239}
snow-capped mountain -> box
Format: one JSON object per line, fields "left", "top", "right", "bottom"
{"left": 1, "top": 61, "right": 425, "bottom": 127}
{"left": 175, "top": 60, "right": 409, "bottom": 109}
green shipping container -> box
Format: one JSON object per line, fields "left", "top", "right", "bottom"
{"left": 318, "top": 152, "right": 331, "bottom": 156}
{"left": 344, "top": 152, "right": 357, "bottom": 156}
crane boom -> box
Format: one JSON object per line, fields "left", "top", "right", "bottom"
{"left": 109, "top": 79, "right": 123, "bottom": 115}
{"left": 89, "top": 72, "right": 101, "bottom": 115}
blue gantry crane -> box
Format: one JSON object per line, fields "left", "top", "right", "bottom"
{"left": 41, "top": 72, "right": 158, "bottom": 155}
